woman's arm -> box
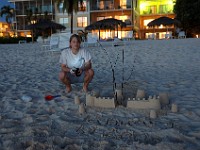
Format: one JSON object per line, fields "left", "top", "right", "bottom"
{"left": 61, "top": 64, "right": 71, "bottom": 72}
{"left": 83, "top": 60, "right": 92, "bottom": 71}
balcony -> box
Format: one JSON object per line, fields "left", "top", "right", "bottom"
{"left": 141, "top": 10, "right": 174, "bottom": 15}
{"left": 91, "top": 5, "right": 132, "bottom": 11}
{"left": 140, "top": 2, "right": 174, "bottom": 15}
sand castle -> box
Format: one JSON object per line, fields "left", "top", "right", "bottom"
{"left": 84, "top": 89, "right": 175, "bottom": 118}
{"left": 86, "top": 89, "right": 167, "bottom": 110}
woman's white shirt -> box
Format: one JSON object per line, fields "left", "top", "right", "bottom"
{"left": 59, "top": 48, "right": 91, "bottom": 69}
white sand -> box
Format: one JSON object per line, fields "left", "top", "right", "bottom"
{"left": 0, "top": 38, "right": 200, "bottom": 149}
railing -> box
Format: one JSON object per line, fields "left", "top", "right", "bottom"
{"left": 90, "top": 5, "right": 131, "bottom": 11}
{"left": 140, "top": 9, "right": 173, "bottom": 15}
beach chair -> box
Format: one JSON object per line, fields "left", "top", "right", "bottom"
{"left": 43, "top": 36, "right": 51, "bottom": 43}
{"left": 178, "top": 31, "right": 186, "bottom": 38}
{"left": 123, "top": 31, "right": 135, "bottom": 41}
{"left": 58, "top": 32, "right": 72, "bottom": 50}
{"left": 82, "top": 33, "right": 98, "bottom": 47}
{"left": 112, "top": 37, "right": 124, "bottom": 47}
{"left": 165, "top": 32, "right": 173, "bottom": 39}
{"left": 42, "top": 34, "right": 60, "bottom": 56}
{"left": 36, "top": 36, "right": 43, "bottom": 43}
{"left": 148, "top": 33, "right": 156, "bottom": 40}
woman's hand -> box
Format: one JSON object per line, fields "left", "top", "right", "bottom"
{"left": 70, "top": 68, "right": 76, "bottom": 76}
{"left": 76, "top": 68, "right": 83, "bottom": 76}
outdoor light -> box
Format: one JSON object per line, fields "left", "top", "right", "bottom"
{"left": 159, "top": 24, "right": 163, "bottom": 29}
{"left": 140, "top": 3, "right": 146, "bottom": 12}
{"left": 31, "top": 20, "right": 36, "bottom": 24}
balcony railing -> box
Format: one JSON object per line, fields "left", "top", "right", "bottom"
{"left": 141, "top": 9, "right": 173, "bottom": 15}
{"left": 90, "top": 5, "right": 131, "bottom": 11}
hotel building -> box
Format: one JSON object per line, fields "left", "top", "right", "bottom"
{"left": 9, "top": 0, "right": 176, "bottom": 39}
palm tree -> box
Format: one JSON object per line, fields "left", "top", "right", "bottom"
{"left": 55, "top": 0, "right": 83, "bottom": 33}
{"left": 26, "top": 8, "right": 33, "bottom": 25}
{"left": 0, "top": 5, "right": 14, "bottom": 30}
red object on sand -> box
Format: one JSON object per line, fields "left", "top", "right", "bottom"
{"left": 45, "top": 95, "right": 61, "bottom": 101}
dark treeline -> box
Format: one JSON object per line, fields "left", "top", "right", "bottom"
{"left": 174, "top": 0, "right": 200, "bottom": 36}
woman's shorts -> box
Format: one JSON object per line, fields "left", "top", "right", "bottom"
{"left": 67, "top": 71, "right": 85, "bottom": 83}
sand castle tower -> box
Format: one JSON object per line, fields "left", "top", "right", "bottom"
{"left": 115, "top": 89, "right": 123, "bottom": 104}
{"left": 74, "top": 96, "right": 80, "bottom": 105}
{"left": 79, "top": 103, "right": 85, "bottom": 114}
{"left": 150, "top": 110, "right": 157, "bottom": 119}
{"left": 136, "top": 89, "right": 145, "bottom": 99}
{"left": 171, "top": 103, "right": 178, "bottom": 112}
{"left": 159, "top": 93, "right": 169, "bottom": 105}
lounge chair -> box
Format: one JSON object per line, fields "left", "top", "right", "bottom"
{"left": 148, "top": 33, "right": 156, "bottom": 40}
{"left": 178, "top": 31, "right": 186, "bottom": 38}
{"left": 123, "top": 31, "right": 135, "bottom": 41}
{"left": 165, "top": 32, "right": 173, "bottom": 39}
{"left": 112, "top": 37, "right": 124, "bottom": 47}
{"left": 82, "top": 33, "right": 98, "bottom": 47}
{"left": 42, "top": 34, "right": 60, "bottom": 56}
{"left": 36, "top": 36, "right": 43, "bottom": 43}
{"left": 58, "top": 32, "right": 72, "bottom": 50}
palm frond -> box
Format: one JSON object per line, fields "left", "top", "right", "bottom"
{"left": 0, "top": 5, "right": 14, "bottom": 24}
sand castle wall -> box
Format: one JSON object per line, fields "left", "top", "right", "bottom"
{"left": 127, "top": 96, "right": 161, "bottom": 110}
{"left": 86, "top": 93, "right": 161, "bottom": 110}
{"left": 86, "top": 94, "right": 115, "bottom": 108}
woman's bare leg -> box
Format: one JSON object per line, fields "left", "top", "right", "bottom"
{"left": 59, "top": 71, "right": 72, "bottom": 93}
{"left": 83, "top": 69, "right": 94, "bottom": 92}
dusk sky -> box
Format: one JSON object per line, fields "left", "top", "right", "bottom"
{"left": 0, "top": 0, "right": 14, "bottom": 22}
{"left": 0, "top": 0, "right": 12, "bottom": 7}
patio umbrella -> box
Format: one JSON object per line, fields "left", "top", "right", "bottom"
{"left": 147, "top": 16, "right": 181, "bottom": 34}
{"left": 99, "top": 18, "right": 126, "bottom": 38}
{"left": 85, "top": 18, "right": 126, "bottom": 40}
{"left": 26, "top": 19, "right": 66, "bottom": 35}
{"left": 27, "top": 19, "right": 66, "bottom": 30}
{"left": 147, "top": 16, "right": 175, "bottom": 27}
{"left": 26, "top": 19, "right": 66, "bottom": 42}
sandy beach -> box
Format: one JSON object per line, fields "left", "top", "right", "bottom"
{"left": 0, "top": 38, "right": 200, "bottom": 149}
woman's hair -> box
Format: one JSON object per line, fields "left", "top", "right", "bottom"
{"left": 69, "top": 34, "right": 81, "bottom": 44}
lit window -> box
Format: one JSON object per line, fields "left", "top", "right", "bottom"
{"left": 59, "top": 18, "right": 68, "bottom": 27}
{"left": 115, "top": 15, "right": 129, "bottom": 22}
{"left": 120, "top": 0, "right": 127, "bottom": 9}
{"left": 59, "top": 2, "right": 63, "bottom": 13}
{"left": 97, "top": 16, "right": 112, "bottom": 21}
{"left": 159, "top": 5, "right": 167, "bottom": 14}
{"left": 77, "top": 17, "right": 87, "bottom": 27}
{"left": 97, "top": 17, "right": 105, "bottom": 21}
{"left": 79, "top": 0, "right": 87, "bottom": 11}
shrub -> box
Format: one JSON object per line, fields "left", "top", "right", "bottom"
{"left": 0, "top": 37, "right": 36, "bottom": 44}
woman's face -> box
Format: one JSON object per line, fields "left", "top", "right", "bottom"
{"left": 70, "top": 37, "right": 80, "bottom": 50}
